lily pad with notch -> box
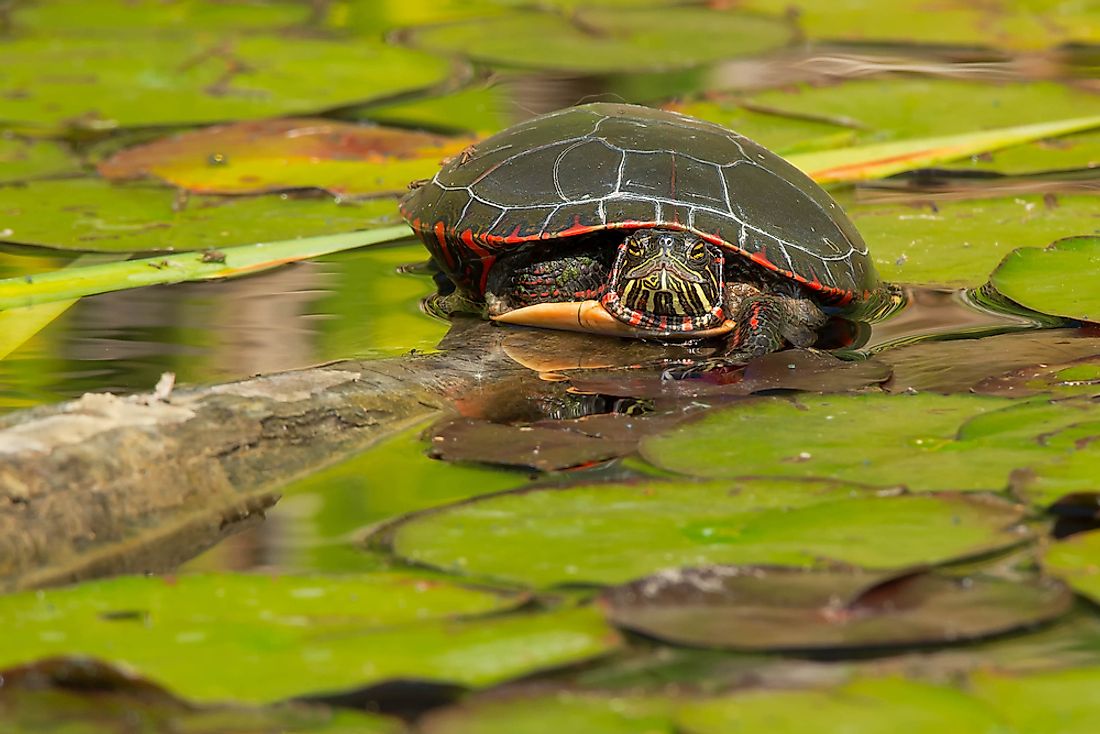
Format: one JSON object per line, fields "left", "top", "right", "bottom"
{"left": 1043, "top": 529, "right": 1100, "bottom": 606}
{"left": 0, "top": 178, "right": 399, "bottom": 252}
{"left": 0, "top": 572, "right": 620, "bottom": 703}
{"left": 0, "top": 36, "right": 452, "bottom": 130}
{"left": 405, "top": 7, "right": 790, "bottom": 73}
{"left": 0, "top": 657, "right": 403, "bottom": 734}
{"left": 384, "top": 478, "right": 1030, "bottom": 587}
{"left": 990, "top": 236, "right": 1100, "bottom": 324}
{"left": 99, "top": 119, "right": 477, "bottom": 198}
{"left": 640, "top": 392, "right": 1099, "bottom": 493}
{"left": 600, "top": 565, "right": 1072, "bottom": 652}
{"left": 427, "top": 417, "right": 641, "bottom": 472}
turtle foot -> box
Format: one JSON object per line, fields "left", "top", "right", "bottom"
{"left": 659, "top": 354, "right": 753, "bottom": 381}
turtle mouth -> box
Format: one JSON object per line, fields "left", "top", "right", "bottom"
{"left": 491, "top": 299, "right": 736, "bottom": 339}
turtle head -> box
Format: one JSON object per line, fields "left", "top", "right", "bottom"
{"left": 602, "top": 229, "right": 725, "bottom": 333}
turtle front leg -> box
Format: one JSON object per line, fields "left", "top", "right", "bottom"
{"left": 721, "top": 282, "right": 826, "bottom": 357}
{"left": 484, "top": 247, "right": 610, "bottom": 316}
{"left": 661, "top": 283, "right": 826, "bottom": 379}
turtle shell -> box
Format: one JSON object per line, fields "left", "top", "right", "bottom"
{"left": 400, "top": 102, "right": 879, "bottom": 307}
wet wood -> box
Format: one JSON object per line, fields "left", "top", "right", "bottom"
{"left": 0, "top": 319, "right": 529, "bottom": 591}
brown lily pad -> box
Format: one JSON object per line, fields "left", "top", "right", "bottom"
{"left": 99, "top": 118, "right": 476, "bottom": 197}
{"left": 565, "top": 349, "right": 892, "bottom": 401}
{"left": 881, "top": 329, "right": 1100, "bottom": 394}
{"left": 601, "top": 566, "right": 1073, "bottom": 653}
{"left": 428, "top": 417, "right": 639, "bottom": 471}
{"left": 975, "top": 354, "right": 1100, "bottom": 399}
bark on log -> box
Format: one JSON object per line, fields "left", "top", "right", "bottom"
{"left": 0, "top": 319, "right": 539, "bottom": 591}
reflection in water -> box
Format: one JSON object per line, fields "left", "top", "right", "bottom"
{"left": 0, "top": 243, "right": 443, "bottom": 411}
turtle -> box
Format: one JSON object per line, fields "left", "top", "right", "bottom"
{"left": 399, "top": 102, "right": 885, "bottom": 368}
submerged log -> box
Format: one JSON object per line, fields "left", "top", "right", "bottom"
{"left": 0, "top": 320, "right": 499, "bottom": 590}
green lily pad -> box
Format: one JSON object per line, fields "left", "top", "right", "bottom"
{"left": 845, "top": 192, "right": 1100, "bottom": 286}
{"left": 0, "top": 136, "right": 80, "bottom": 183}
{"left": 749, "top": 79, "right": 1100, "bottom": 143}
{"left": 0, "top": 573, "right": 620, "bottom": 702}
{"left": 406, "top": 8, "right": 789, "bottom": 73}
{"left": 1016, "top": 449, "right": 1100, "bottom": 508}
{"left": 602, "top": 566, "right": 1072, "bottom": 652}
{"left": 386, "top": 478, "right": 1028, "bottom": 587}
{"left": 737, "top": 1, "right": 1098, "bottom": 52}
{"left": 99, "top": 118, "right": 476, "bottom": 197}
{"left": 970, "top": 666, "right": 1100, "bottom": 733}
{"left": 0, "top": 36, "right": 451, "bottom": 129}
{"left": 676, "top": 676, "right": 1003, "bottom": 734}
{"left": 420, "top": 691, "right": 671, "bottom": 734}
{"left": 10, "top": 0, "right": 316, "bottom": 35}
{"left": 333, "top": 0, "right": 506, "bottom": 35}
{"left": 1043, "top": 530, "right": 1100, "bottom": 605}
{"left": 639, "top": 392, "right": 1100, "bottom": 492}
{"left": 961, "top": 129, "right": 1100, "bottom": 176}
{"left": 0, "top": 657, "right": 403, "bottom": 734}
{"left": 990, "top": 236, "right": 1100, "bottom": 323}
{"left": 360, "top": 85, "right": 513, "bottom": 136}
{"left": 664, "top": 101, "right": 855, "bottom": 156}
{"left": 0, "top": 178, "right": 399, "bottom": 252}
{"left": 240, "top": 421, "right": 526, "bottom": 574}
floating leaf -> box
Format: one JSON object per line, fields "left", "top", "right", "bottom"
{"left": 363, "top": 85, "right": 531, "bottom": 136}
{"left": 990, "top": 236, "right": 1100, "bottom": 323}
{"left": 0, "top": 573, "right": 619, "bottom": 703}
{"left": 386, "top": 478, "right": 1028, "bottom": 587}
{"left": 847, "top": 193, "right": 1100, "bottom": 286}
{"left": 664, "top": 100, "right": 855, "bottom": 155}
{"left": 0, "top": 226, "right": 410, "bottom": 310}
{"left": 0, "top": 658, "right": 402, "bottom": 734}
{"left": 10, "top": 0, "right": 316, "bottom": 36}
{"left": 735, "top": 0, "right": 1099, "bottom": 50}
{"left": 99, "top": 119, "right": 476, "bottom": 197}
{"left": 1044, "top": 530, "right": 1100, "bottom": 605}
{"left": 406, "top": 8, "right": 789, "bottom": 73}
{"left": 0, "top": 36, "right": 451, "bottom": 129}
{"left": 639, "top": 392, "right": 1086, "bottom": 491}
{"left": 428, "top": 418, "right": 640, "bottom": 472}
{"left": 420, "top": 691, "right": 670, "bottom": 734}
{"left": 0, "top": 137, "right": 80, "bottom": 183}
{"left": 970, "top": 666, "right": 1100, "bottom": 733}
{"left": 0, "top": 178, "right": 400, "bottom": 252}
{"left": 750, "top": 80, "right": 1100, "bottom": 142}
{"left": 601, "top": 566, "right": 1072, "bottom": 652}
{"left": 246, "top": 422, "right": 528, "bottom": 574}
{"left": 677, "top": 676, "right": 1004, "bottom": 734}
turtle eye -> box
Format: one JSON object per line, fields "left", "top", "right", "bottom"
{"left": 690, "top": 242, "right": 707, "bottom": 260}
{"left": 626, "top": 238, "right": 645, "bottom": 258}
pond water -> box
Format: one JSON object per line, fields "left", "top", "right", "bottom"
{"left": 2, "top": 1, "right": 1100, "bottom": 730}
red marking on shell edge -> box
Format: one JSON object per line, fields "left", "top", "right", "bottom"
{"left": 437, "top": 218, "right": 862, "bottom": 304}
{"left": 458, "top": 229, "right": 494, "bottom": 293}
{"left": 433, "top": 221, "right": 455, "bottom": 269}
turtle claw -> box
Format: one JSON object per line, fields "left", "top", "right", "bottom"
{"left": 659, "top": 354, "right": 752, "bottom": 381}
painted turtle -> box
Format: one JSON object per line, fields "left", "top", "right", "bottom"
{"left": 400, "top": 103, "right": 884, "bottom": 361}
